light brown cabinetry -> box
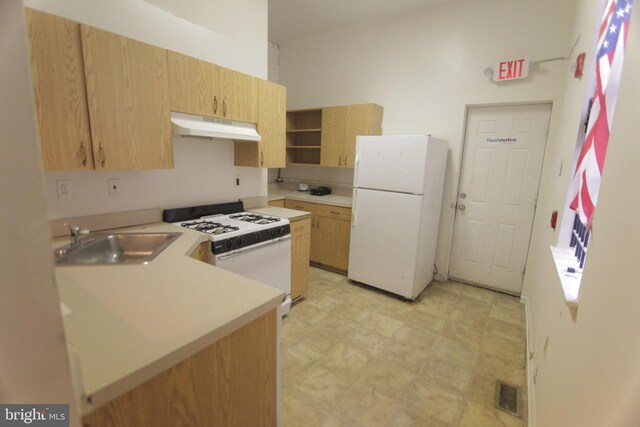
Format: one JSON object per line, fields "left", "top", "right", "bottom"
{"left": 26, "top": 8, "right": 93, "bottom": 170}
{"left": 189, "top": 241, "right": 210, "bottom": 263}
{"left": 26, "top": 8, "right": 173, "bottom": 171}
{"left": 234, "top": 80, "right": 286, "bottom": 168}
{"left": 268, "top": 199, "right": 285, "bottom": 208}
{"left": 290, "top": 218, "right": 311, "bottom": 299}
{"left": 81, "top": 25, "right": 173, "bottom": 170}
{"left": 284, "top": 200, "right": 352, "bottom": 273}
{"left": 168, "top": 52, "right": 257, "bottom": 123}
{"left": 82, "top": 309, "right": 277, "bottom": 427}
{"left": 286, "top": 104, "right": 382, "bottom": 168}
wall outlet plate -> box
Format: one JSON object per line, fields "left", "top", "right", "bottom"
{"left": 108, "top": 178, "right": 121, "bottom": 197}
{"left": 56, "top": 179, "right": 72, "bottom": 199}
{"left": 234, "top": 175, "right": 240, "bottom": 188}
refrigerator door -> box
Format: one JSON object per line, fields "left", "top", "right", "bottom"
{"left": 354, "top": 135, "right": 428, "bottom": 195}
{"left": 348, "top": 188, "right": 423, "bottom": 299}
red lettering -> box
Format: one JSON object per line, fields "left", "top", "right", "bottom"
{"left": 507, "top": 60, "right": 515, "bottom": 78}
{"left": 499, "top": 62, "right": 507, "bottom": 80}
{"left": 517, "top": 58, "right": 525, "bottom": 77}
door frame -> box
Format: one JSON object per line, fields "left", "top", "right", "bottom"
{"left": 444, "top": 101, "right": 553, "bottom": 293}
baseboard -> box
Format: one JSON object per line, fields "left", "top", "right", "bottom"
{"left": 520, "top": 295, "right": 536, "bottom": 427}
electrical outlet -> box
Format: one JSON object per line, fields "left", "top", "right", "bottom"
{"left": 108, "top": 178, "right": 122, "bottom": 197}
{"left": 234, "top": 175, "right": 240, "bottom": 188}
{"left": 56, "top": 180, "right": 72, "bottom": 199}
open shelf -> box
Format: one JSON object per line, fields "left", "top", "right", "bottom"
{"left": 286, "top": 129, "right": 321, "bottom": 133}
{"left": 286, "top": 109, "right": 323, "bottom": 165}
{"left": 286, "top": 146, "right": 321, "bottom": 149}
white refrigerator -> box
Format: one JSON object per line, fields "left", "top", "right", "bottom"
{"left": 348, "top": 135, "right": 447, "bottom": 300}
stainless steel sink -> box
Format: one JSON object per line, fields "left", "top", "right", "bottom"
{"left": 54, "top": 232, "right": 183, "bottom": 266}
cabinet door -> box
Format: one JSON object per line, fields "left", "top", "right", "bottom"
{"left": 268, "top": 199, "right": 285, "bottom": 208}
{"left": 342, "top": 104, "right": 383, "bottom": 168}
{"left": 290, "top": 218, "right": 311, "bottom": 299}
{"left": 320, "top": 106, "right": 346, "bottom": 167}
{"left": 218, "top": 67, "right": 257, "bottom": 123}
{"left": 316, "top": 217, "right": 351, "bottom": 272}
{"left": 234, "top": 80, "right": 285, "bottom": 168}
{"left": 168, "top": 51, "right": 218, "bottom": 117}
{"left": 81, "top": 25, "right": 173, "bottom": 170}
{"left": 26, "top": 8, "right": 93, "bottom": 171}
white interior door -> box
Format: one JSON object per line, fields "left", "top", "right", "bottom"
{"left": 449, "top": 104, "right": 551, "bottom": 294}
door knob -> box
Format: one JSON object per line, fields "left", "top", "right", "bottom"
{"left": 458, "top": 204, "right": 466, "bottom": 211}
{"left": 459, "top": 192, "right": 467, "bottom": 199}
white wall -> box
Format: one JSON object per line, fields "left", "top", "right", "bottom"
{"left": 0, "top": 1, "right": 79, "bottom": 423}
{"left": 521, "top": 0, "right": 640, "bottom": 425}
{"left": 278, "top": 0, "right": 577, "bottom": 275}
{"left": 24, "top": 0, "right": 269, "bottom": 218}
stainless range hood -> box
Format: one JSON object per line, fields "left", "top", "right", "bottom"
{"left": 171, "top": 112, "right": 261, "bottom": 141}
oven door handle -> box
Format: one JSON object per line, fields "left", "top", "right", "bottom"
{"left": 216, "top": 235, "right": 291, "bottom": 260}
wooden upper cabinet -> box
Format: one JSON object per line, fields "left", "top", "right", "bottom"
{"left": 167, "top": 51, "right": 219, "bottom": 118}
{"left": 320, "top": 106, "right": 347, "bottom": 167}
{"left": 321, "top": 103, "right": 382, "bottom": 168}
{"left": 234, "top": 80, "right": 286, "bottom": 168}
{"left": 25, "top": 8, "right": 93, "bottom": 170}
{"left": 168, "top": 54, "right": 257, "bottom": 124}
{"left": 218, "top": 67, "right": 257, "bottom": 123}
{"left": 81, "top": 25, "right": 173, "bottom": 170}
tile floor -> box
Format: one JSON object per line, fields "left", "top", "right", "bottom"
{"left": 281, "top": 267, "right": 527, "bottom": 427}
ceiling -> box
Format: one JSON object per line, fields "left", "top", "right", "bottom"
{"left": 269, "top": 0, "right": 453, "bottom": 45}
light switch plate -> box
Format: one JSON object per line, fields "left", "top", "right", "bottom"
{"left": 56, "top": 179, "right": 72, "bottom": 199}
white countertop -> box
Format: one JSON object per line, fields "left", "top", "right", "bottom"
{"left": 54, "top": 222, "right": 283, "bottom": 413}
{"left": 268, "top": 188, "right": 352, "bottom": 208}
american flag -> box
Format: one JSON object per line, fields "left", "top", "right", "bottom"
{"left": 569, "top": 0, "right": 634, "bottom": 227}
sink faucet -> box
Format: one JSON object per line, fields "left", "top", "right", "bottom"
{"left": 66, "top": 224, "right": 88, "bottom": 247}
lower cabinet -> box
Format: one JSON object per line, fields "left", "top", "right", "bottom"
{"left": 189, "top": 241, "right": 210, "bottom": 263}
{"left": 285, "top": 200, "right": 351, "bottom": 274}
{"left": 81, "top": 309, "right": 277, "bottom": 427}
{"left": 290, "top": 218, "right": 311, "bottom": 300}
{"left": 268, "top": 199, "right": 285, "bottom": 208}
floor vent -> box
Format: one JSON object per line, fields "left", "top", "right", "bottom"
{"left": 495, "top": 380, "right": 522, "bottom": 418}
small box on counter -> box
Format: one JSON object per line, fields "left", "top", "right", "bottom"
{"left": 310, "top": 186, "right": 331, "bottom": 196}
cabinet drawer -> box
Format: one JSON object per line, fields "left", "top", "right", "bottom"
{"left": 284, "top": 199, "right": 317, "bottom": 214}
{"left": 316, "top": 204, "right": 351, "bottom": 221}
{"left": 290, "top": 217, "right": 311, "bottom": 236}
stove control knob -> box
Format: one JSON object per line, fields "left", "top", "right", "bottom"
{"left": 225, "top": 240, "right": 232, "bottom": 250}
{"left": 270, "top": 228, "right": 277, "bottom": 238}
{"left": 236, "top": 237, "right": 243, "bottom": 247}
{"left": 279, "top": 227, "right": 286, "bottom": 236}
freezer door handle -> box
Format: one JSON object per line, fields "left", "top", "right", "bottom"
{"left": 352, "top": 189, "right": 358, "bottom": 227}
{"left": 354, "top": 153, "right": 360, "bottom": 187}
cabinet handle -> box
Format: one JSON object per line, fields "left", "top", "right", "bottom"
{"left": 80, "top": 141, "right": 87, "bottom": 166}
{"left": 316, "top": 218, "right": 320, "bottom": 229}
{"left": 344, "top": 155, "right": 348, "bottom": 165}
{"left": 223, "top": 99, "right": 227, "bottom": 117}
{"left": 260, "top": 151, "right": 264, "bottom": 166}
{"left": 99, "top": 143, "right": 106, "bottom": 167}
{"left": 330, "top": 211, "right": 340, "bottom": 215}
{"left": 213, "top": 96, "right": 218, "bottom": 114}
{"left": 338, "top": 154, "right": 342, "bottom": 166}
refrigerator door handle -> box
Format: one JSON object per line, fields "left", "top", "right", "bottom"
{"left": 352, "top": 189, "right": 358, "bottom": 227}
{"left": 354, "top": 153, "right": 360, "bottom": 188}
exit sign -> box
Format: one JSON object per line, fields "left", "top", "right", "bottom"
{"left": 493, "top": 58, "right": 529, "bottom": 82}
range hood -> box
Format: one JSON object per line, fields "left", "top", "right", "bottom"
{"left": 171, "top": 112, "right": 261, "bottom": 142}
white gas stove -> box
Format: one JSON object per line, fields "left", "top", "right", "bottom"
{"left": 163, "top": 202, "right": 292, "bottom": 316}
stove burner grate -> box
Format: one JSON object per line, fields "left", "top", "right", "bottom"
{"left": 229, "top": 214, "right": 280, "bottom": 224}
{"left": 180, "top": 221, "right": 239, "bottom": 235}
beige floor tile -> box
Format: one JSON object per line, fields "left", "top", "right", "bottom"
{"left": 361, "top": 311, "right": 405, "bottom": 337}
{"left": 467, "top": 374, "right": 499, "bottom": 408}
{"left": 291, "top": 304, "right": 331, "bottom": 325}
{"left": 304, "top": 292, "right": 345, "bottom": 312}
{"left": 342, "top": 326, "right": 394, "bottom": 357}
{"left": 431, "top": 336, "right": 479, "bottom": 370}
{"left": 311, "top": 313, "right": 359, "bottom": 339}
{"left": 455, "top": 294, "right": 493, "bottom": 315}
{"left": 405, "top": 310, "right": 447, "bottom": 333}
{"left": 282, "top": 392, "right": 328, "bottom": 427}
{"left": 318, "top": 342, "right": 372, "bottom": 377}
{"left": 415, "top": 298, "right": 456, "bottom": 320}
{"left": 486, "top": 317, "right": 525, "bottom": 344}
{"left": 372, "top": 298, "right": 416, "bottom": 322}
{"left": 291, "top": 329, "right": 341, "bottom": 360}
{"left": 335, "top": 383, "right": 399, "bottom": 427}
{"left": 431, "top": 280, "right": 465, "bottom": 295}
{"left": 297, "top": 365, "right": 352, "bottom": 410}
{"left": 356, "top": 359, "right": 416, "bottom": 401}
{"left": 459, "top": 400, "right": 524, "bottom": 427}
{"left": 378, "top": 340, "right": 431, "bottom": 373}
{"left": 417, "top": 356, "right": 473, "bottom": 394}
{"left": 460, "top": 284, "right": 494, "bottom": 304}
{"left": 475, "top": 354, "right": 526, "bottom": 388}
{"left": 441, "top": 319, "right": 486, "bottom": 348}
{"left": 386, "top": 408, "right": 451, "bottom": 427}
{"left": 393, "top": 324, "right": 438, "bottom": 351}
{"left": 492, "top": 292, "right": 523, "bottom": 310}
{"left": 404, "top": 382, "right": 464, "bottom": 425}
{"left": 480, "top": 331, "right": 525, "bottom": 365}
{"left": 448, "top": 307, "right": 490, "bottom": 328}
{"left": 424, "top": 286, "right": 460, "bottom": 305}
{"left": 489, "top": 303, "right": 525, "bottom": 327}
